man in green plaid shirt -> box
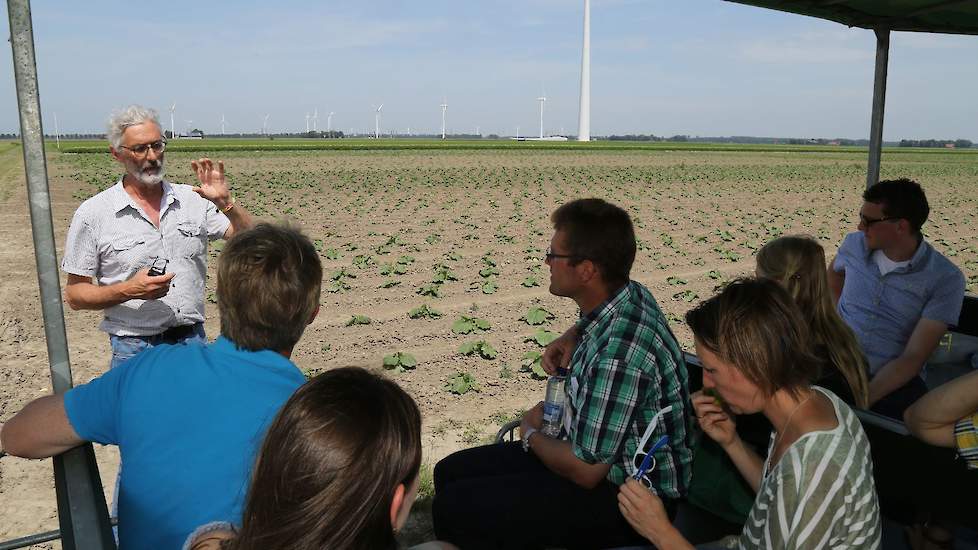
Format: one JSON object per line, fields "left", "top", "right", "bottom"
{"left": 433, "top": 198, "right": 693, "bottom": 549}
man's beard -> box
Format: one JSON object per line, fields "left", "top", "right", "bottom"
{"left": 128, "top": 159, "right": 165, "bottom": 186}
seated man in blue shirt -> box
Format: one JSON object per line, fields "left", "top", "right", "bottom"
{"left": 0, "top": 223, "right": 321, "bottom": 549}
{"left": 828, "top": 178, "right": 965, "bottom": 418}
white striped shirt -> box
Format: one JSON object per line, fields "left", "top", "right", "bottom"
{"left": 738, "top": 387, "right": 882, "bottom": 550}
{"left": 61, "top": 179, "right": 229, "bottom": 336}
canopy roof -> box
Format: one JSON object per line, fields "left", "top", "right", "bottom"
{"left": 725, "top": 0, "right": 978, "bottom": 35}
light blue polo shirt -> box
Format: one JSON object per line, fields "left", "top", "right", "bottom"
{"left": 64, "top": 336, "right": 306, "bottom": 550}
{"left": 833, "top": 231, "right": 965, "bottom": 373}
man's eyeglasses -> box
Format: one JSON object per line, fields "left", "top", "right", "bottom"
{"left": 859, "top": 213, "right": 897, "bottom": 227}
{"left": 119, "top": 139, "right": 166, "bottom": 156}
{"left": 631, "top": 405, "right": 674, "bottom": 489}
{"left": 545, "top": 247, "right": 579, "bottom": 262}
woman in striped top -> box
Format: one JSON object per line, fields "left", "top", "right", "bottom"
{"left": 618, "top": 278, "right": 881, "bottom": 549}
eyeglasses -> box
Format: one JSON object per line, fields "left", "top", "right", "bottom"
{"left": 545, "top": 247, "right": 579, "bottom": 262}
{"left": 119, "top": 139, "right": 167, "bottom": 156}
{"left": 631, "top": 405, "right": 674, "bottom": 489}
{"left": 859, "top": 213, "right": 897, "bottom": 227}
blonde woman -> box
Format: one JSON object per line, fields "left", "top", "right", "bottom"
{"left": 756, "top": 235, "right": 870, "bottom": 408}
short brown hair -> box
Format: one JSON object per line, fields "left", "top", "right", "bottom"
{"left": 230, "top": 367, "right": 422, "bottom": 550}
{"left": 863, "top": 178, "right": 930, "bottom": 234}
{"left": 217, "top": 223, "right": 322, "bottom": 352}
{"left": 685, "top": 278, "right": 819, "bottom": 399}
{"left": 551, "top": 198, "right": 636, "bottom": 289}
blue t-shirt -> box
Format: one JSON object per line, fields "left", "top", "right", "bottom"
{"left": 64, "top": 336, "right": 305, "bottom": 550}
{"left": 833, "top": 231, "right": 965, "bottom": 373}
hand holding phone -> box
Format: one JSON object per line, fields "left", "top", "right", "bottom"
{"left": 148, "top": 257, "right": 169, "bottom": 276}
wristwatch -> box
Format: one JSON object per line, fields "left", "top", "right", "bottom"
{"left": 522, "top": 427, "right": 538, "bottom": 452}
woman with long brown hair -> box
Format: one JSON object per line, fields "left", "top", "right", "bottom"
{"left": 756, "top": 235, "right": 870, "bottom": 408}
{"left": 185, "top": 367, "right": 439, "bottom": 550}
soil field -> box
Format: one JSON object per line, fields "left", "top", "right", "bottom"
{"left": 1, "top": 143, "right": 977, "bottom": 545}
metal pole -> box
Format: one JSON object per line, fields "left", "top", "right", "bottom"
{"left": 866, "top": 27, "right": 890, "bottom": 190}
{"left": 6, "top": 1, "right": 116, "bottom": 548}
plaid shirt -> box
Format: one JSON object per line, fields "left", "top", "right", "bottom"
{"left": 566, "top": 281, "right": 693, "bottom": 497}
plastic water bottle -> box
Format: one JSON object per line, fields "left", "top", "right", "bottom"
{"left": 542, "top": 368, "right": 568, "bottom": 437}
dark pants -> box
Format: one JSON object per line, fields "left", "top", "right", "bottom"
{"left": 870, "top": 375, "right": 927, "bottom": 419}
{"left": 433, "top": 442, "right": 673, "bottom": 550}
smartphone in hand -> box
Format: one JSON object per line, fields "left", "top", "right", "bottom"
{"left": 148, "top": 257, "right": 169, "bottom": 276}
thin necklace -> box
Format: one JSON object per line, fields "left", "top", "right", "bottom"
{"left": 772, "top": 391, "right": 815, "bottom": 463}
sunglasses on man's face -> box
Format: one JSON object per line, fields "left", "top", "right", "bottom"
{"left": 859, "top": 213, "right": 898, "bottom": 227}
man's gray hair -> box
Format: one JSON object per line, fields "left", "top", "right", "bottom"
{"left": 106, "top": 105, "right": 161, "bottom": 149}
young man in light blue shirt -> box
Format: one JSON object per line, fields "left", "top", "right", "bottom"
{"left": 1, "top": 223, "right": 321, "bottom": 549}
{"left": 828, "top": 178, "right": 965, "bottom": 418}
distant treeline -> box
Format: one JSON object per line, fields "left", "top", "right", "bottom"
{"left": 603, "top": 134, "right": 976, "bottom": 148}
{"left": 898, "top": 139, "right": 973, "bottom": 149}
{"left": 604, "top": 135, "right": 875, "bottom": 146}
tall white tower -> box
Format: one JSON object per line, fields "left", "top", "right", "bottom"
{"left": 537, "top": 93, "right": 547, "bottom": 139}
{"left": 169, "top": 103, "right": 176, "bottom": 139}
{"left": 327, "top": 112, "right": 334, "bottom": 132}
{"left": 577, "top": 0, "right": 591, "bottom": 142}
{"left": 375, "top": 104, "right": 384, "bottom": 139}
{"left": 440, "top": 98, "right": 448, "bottom": 139}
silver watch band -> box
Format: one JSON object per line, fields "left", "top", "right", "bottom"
{"left": 522, "top": 427, "right": 538, "bottom": 452}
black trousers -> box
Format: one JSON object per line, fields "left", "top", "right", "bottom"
{"left": 432, "top": 442, "right": 673, "bottom": 550}
{"left": 870, "top": 375, "right": 928, "bottom": 419}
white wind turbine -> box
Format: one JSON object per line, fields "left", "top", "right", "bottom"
{"left": 220, "top": 113, "right": 226, "bottom": 135}
{"left": 440, "top": 98, "right": 448, "bottom": 139}
{"left": 577, "top": 0, "right": 591, "bottom": 141}
{"left": 312, "top": 108, "right": 319, "bottom": 132}
{"left": 305, "top": 112, "right": 310, "bottom": 133}
{"left": 53, "top": 111, "right": 60, "bottom": 149}
{"left": 327, "top": 112, "right": 335, "bottom": 132}
{"left": 262, "top": 114, "right": 270, "bottom": 135}
{"left": 537, "top": 90, "right": 547, "bottom": 139}
{"left": 374, "top": 104, "right": 384, "bottom": 139}
{"left": 169, "top": 103, "right": 176, "bottom": 139}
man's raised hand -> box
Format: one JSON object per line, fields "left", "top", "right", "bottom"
{"left": 190, "top": 158, "right": 232, "bottom": 210}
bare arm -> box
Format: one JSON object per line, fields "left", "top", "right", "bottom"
{"left": 64, "top": 270, "right": 174, "bottom": 311}
{"left": 520, "top": 402, "right": 611, "bottom": 489}
{"left": 827, "top": 255, "right": 844, "bottom": 305}
{"left": 905, "top": 369, "right": 978, "bottom": 447}
{"left": 190, "top": 158, "right": 253, "bottom": 239}
{"left": 541, "top": 325, "right": 577, "bottom": 376}
{"left": 868, "top": 318, "right": 947, "bottom": 407}
{"left": 0, "top": 394, "right": 85, "bottom": 458}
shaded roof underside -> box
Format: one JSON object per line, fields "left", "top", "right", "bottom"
{"left": 726, "top": 0, "right": 978, "bottom": 35}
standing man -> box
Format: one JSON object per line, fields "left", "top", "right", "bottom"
{"left": 828, "top": 178, "right": 965, "bottom": 418}
{"left": 2, "top": 223, "right": 321, "bottom": 549}
{"left": 61, "top": 105, "right": 253, "bottom": 368}
{"left": 433, "top": 198, "right": 693, "bottom": 549}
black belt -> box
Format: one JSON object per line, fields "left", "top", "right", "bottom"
{"left": 158, "top": 323, "right": 200, "bottom": 343}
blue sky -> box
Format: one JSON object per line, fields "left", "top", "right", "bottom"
{"left": 2, "top": 0, "right": 977, "bottom": 139}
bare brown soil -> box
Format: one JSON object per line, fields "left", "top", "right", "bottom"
{"left": 1, "top": 145, "right": 976, "bottom": 546}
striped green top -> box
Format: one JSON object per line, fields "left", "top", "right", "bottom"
{"left": 737, "top": 387, "right": 882, "bottom": 549}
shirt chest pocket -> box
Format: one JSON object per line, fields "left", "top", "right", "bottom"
{"left": 175, "top": 221, "right": 205, "bottom": 258}
{"left": 108, "top": 237, "right": 149, "bottom": 272}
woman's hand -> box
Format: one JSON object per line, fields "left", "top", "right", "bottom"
{"left": 691, "top": 390, "right": 738, "bottom": 448}
{"left": 617, "top": 478, "right": 675, "bottom": 545}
